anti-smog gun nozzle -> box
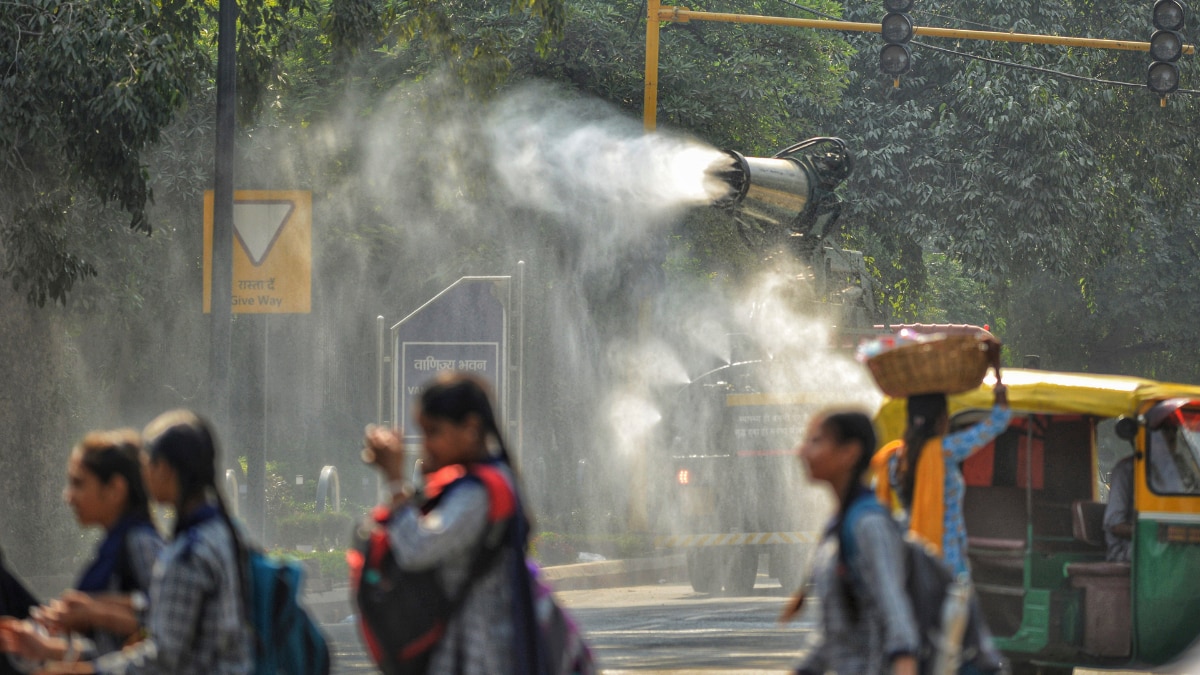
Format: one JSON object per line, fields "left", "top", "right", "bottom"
{"left": 709, "top": 137, "right": 853, "bottom": 254}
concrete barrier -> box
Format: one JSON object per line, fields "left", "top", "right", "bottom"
{"left": 539, "top": 554, "right": 688, "bottom": 591}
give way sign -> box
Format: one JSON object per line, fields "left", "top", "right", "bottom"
{"left": 203, "top": 190, "right": 312, "bottom": 314}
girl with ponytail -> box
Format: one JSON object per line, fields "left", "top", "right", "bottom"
{"left": 361, "top": 371, "right": 534, "bottom": 674}
{"left": 791, "top": 410, "right": 919, "bottom": 675}
{"left": 38, "top": 411, "right": 254, "bottom": 675}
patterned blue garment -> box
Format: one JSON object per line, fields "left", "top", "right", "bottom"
{"left": 93, "top": 510, "right": 253, "bottom": 675}
{"left": 889, "top": 405, "right": 1012, "bottom": 577}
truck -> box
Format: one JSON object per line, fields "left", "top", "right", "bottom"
{"left": 649, "top": 137, "right": 874, "bottom": 593}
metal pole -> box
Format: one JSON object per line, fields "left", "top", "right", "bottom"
{"left": 644, "top": 0, "right": 662, "bottom": 130}
{"left": 1025, "top": 416, "right": 1035, "bottom": 550}
{"left": 252, "top": 315, "right": 266, "bottom": 540}
{"left": 516, "top": 261, "right": 526, "bottom": 462}
{"left": 375, "top": 315, "right": 385, "bottom": 503}
{"left": 211, "top": 0, "right": 236, "bottom": 459}
{"left": 376, "top": 315, "right": 385, "bottom": 426}
{"left": 655, "top": 7, "right": 1195, "bottom": 54}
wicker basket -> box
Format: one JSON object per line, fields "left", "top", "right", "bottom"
{"left": 866, "top": 333, "right": 996, "bottom": 397}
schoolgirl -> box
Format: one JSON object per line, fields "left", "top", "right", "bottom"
{"left": 793, "top": 410, "right": 920, "bottom": 675}
{"left": 361, "top": 371, "right": 534, "bottom": 674}
{"left": 0, "top": 429, "right": 163, "bottom": 665}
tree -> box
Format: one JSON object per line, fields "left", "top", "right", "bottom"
{"left": 793, "top": 0, "right": 1200, "bottom": 379}
{"left": 0, "top": 0, "right": 569, "bottom": 307}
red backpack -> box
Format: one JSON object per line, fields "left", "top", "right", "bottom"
{"left": 347, "top": 463, "right": 515, "bottom": 675}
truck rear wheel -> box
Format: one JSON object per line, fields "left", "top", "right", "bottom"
{"left": 721, "top": 548, "right": 758, "bottom": 595}
{"left": 770, "top": 548, "right": 804, "bottom": 592}
{"left": 687, "top": 550, "right": 720, "bottom": 593}
{"left": 1010, "top": 663, "right": 1073, "bottom": 675}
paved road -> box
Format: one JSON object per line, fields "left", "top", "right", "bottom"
{"left": 326, "top": 577, "right": 1187, "bottom": 674}
{"left": 325, "top": 577, "right": 808, "bottom": 674}
{"left": 557, "top": 581, "right": 807, "bottom": 672}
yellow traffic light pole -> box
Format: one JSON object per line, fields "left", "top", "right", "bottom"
{"left": 643, "top": 3, "right": 1196, "bottom": 129}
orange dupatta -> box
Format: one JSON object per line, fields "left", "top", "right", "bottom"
{"left": 870, "top": 438, "right": 946, "bottom": 556}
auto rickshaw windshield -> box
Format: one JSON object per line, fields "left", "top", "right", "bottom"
{"left": 1149, "top": 409, "right": 1200, "bottom": 495}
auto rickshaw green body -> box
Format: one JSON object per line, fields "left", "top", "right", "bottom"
{"left": 875, "top": 368, "right": 1200, "bottom": 673}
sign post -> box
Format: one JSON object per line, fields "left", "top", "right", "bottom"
{"left": 204, "top": 189, "right": 312, "bottom": 539}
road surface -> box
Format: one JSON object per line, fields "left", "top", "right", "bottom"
{"left": 325, "top": 576, "right": 1185, "bottom": 674}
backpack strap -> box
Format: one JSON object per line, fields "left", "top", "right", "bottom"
{"left": 427, "top": 462, "right": 520, "bottom": 602}
{"left": 836, "top": 488, "right": 891, "bottom": 572}
{"left": 831, "top": 489, "right": 894, "bottom": 623}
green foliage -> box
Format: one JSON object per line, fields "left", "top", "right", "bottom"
{"left": 515, "top": 0, "right": 851, "bottom": 153}
{"left": 275, "top": 510, "right": 356, "bottom": 550}
{"left": 270, "top": 548, "right": 349, "bottom": 579}
{"left": 530, "top": 531, "right": 577, "bottom": 565}
{"left": 796, "top": 0, "right": 1200, "bottom": 380}
{"left": 0, "top": 0, "right": 205, "bottom": 304}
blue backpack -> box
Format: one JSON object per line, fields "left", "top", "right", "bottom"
{"left": 247, "top": 550, "right": 331, "bottom": 675}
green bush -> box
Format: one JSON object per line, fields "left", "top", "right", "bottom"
{"left": 530, "top": 532, "right": 577, "bottom": 565}
{"left": 283, "top": 549, "right": 350, "bottom": 580}
{"left": 275, "top": 510, "right": 355, "bottom": 550}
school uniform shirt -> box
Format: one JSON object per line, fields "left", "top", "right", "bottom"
{"left": 387, "top": 465, "right": 519, "bottom": 675}
{"left": 83, "top": 524, "right": 164, "bottom": 658}
{"left": 93, "top": 514, "right": 252, "bottom": 675}
{"left": 795, "top": 507, "right": 921, "bottom": 675}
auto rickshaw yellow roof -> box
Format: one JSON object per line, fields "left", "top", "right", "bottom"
{"left": 874, "top": 367, "right": 1200, "bottom": 446}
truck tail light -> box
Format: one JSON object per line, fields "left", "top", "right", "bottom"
{"left": 677, "top": 468, "right": 691, "bottom": 485}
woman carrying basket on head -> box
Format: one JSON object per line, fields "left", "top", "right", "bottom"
{"left": 870, "top": 368, "right": 1010, "bottom": 579}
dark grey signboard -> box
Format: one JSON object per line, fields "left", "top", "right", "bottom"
{"left": 392, "top": 277, "right": 510, "bottom": 450}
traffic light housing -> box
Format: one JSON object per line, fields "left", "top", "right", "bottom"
{"left": 880, "top": 0, "right": 915, "bottom": 79}
{"left": 1148, "top": 0, "right": 1187, "bottom": 96}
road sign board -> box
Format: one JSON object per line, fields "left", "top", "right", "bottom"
{"left": 203, "top": 190, "right": 312, "bottom": 314}
{"left": 392, "top": 277, "right": 510, "bottom": 448}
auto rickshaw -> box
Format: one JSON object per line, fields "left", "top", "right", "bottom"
{"left": 874, "top": 368, "right": 1200, "bottom": 674}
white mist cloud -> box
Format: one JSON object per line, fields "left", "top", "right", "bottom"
{"left": 485, "top": 82, "right": 731, "bottom": 251}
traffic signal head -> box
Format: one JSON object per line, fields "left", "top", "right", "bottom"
{"left": 883, "top": 0, "right": 914, "bottom": 11}
{"left": 1154, "top": 0, "right": 1187, "bottom": 31}
{"left": 1148, "top": 61, "right": 1181, "bottom": 94}
{"left": 880, "top": 44, "right": 913, "bottom": 75}
{"left": 1148, "top": 0, "right": 1187, "bottom": 97}
{"left": 1150, "top": 29, "right": 1184, "bottom": 62}
{"left": 880, "top": 0, "right": 915, "bottom": 79}
{"left": 882, "top": 12, "right": 915, "bottom": 43}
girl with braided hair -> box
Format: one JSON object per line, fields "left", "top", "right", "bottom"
{"left": 361, "top": 371, "right": 540, "bottom": 674}
{"left": 792, "top": 410, "right": 920, "bottom": 675}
